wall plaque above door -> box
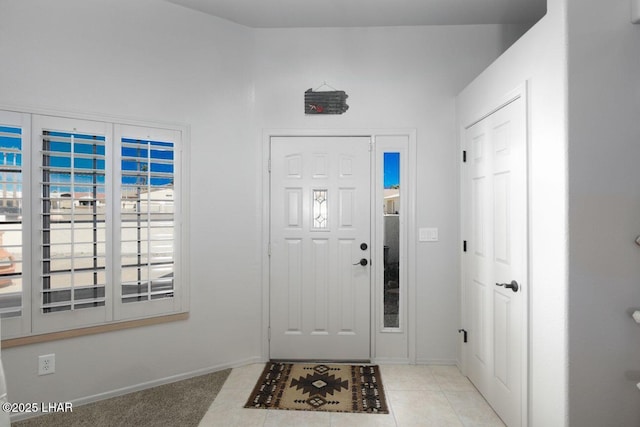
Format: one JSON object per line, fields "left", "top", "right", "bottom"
{"left": 305, "top": 88, "right": 349, "bottom": 115}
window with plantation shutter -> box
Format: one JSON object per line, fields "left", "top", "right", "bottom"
{"left": 114, "top": 124, "right": 182, "bottom": 320}
{"left": 0, "top": 119, "right": 26, "bottom": 324}
{"left": 0, "top": 111, "right": 31, "bottom": 339}
{"left": 32, "top": 115, "right": 112, "bottom": 332}
{"left": 0, "top": 111, "right": 189, "bottom": 339}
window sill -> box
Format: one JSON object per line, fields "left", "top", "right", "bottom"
{"left": 1, "top": 312, "right": 189, "bottom": 348}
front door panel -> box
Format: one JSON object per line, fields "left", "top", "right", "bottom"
{"left": 270, "top": 136, "right": 371, "bottom": 361}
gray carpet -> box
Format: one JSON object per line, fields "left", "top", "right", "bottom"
{"left": 12, "top": 369, "right": 231, "bottom": 427}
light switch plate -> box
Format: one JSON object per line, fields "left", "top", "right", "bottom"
{"left": 419, "top": 227, "right": 438, "bottom": 242}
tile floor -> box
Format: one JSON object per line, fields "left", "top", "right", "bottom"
{"left": 198, "top": 364, "right": 506, "bottom": 427}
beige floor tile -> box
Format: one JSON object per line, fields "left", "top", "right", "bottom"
{"left": 387, "top": 390, "right": 463, "bottom": 427}
{"left": 263, "top": 409, "right": 332, "bottom": 427}
{"left": 223, "top": 363, "right": 266, "bottom": 390}
{"left": 444, "top": 391, "right": 505, "bottom": 427}
{"left": 199, "top": 363, "right": 508, "bottom": 427}
{"left": 430, "top": 365, "right": 476, "bottom": 392}
{"left": 199, "top": 404, "right": 267, "bottom": 427}
{"left": 330, "top": 411, "right": 398, "bottom": 427}
{"left": 207, "top": 386, "right": 253, "bottom": 409}
{"left": 379, "top": 365, "right": 440, "bottom": 391}
{"left": 200, "top": 373, "right": 263, "bottom": 426}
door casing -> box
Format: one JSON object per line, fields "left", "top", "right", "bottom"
{"left": 260, "top": 129, "right": 417, "bottom": 363}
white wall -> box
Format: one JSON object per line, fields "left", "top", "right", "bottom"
{"left": 0, "top": 0, "right": 533, "bottom": 412}
{"left": 0, "top": 0, "right": 261, "bottom": 406}
{"left": 253, "top": 25, "right": 521, "bottom": 362}
{"left": 567, "top": 0, "right": 640, "bottom": 425}
{"left": 456, "top": 1, "right": 569, "bottom": 426}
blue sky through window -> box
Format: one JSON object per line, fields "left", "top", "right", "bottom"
{"left": 384, "top": 152, "right": 400, "bottom": 188}
{"left": 11, "top": 131, "right": 178, "bottom": 194}
{"left": 0, "top": 125, "right": 23, "bottom": 195}
{"left": 44, "top": 131, "right": 106, "bottom": 194}
{"left": 121, "top": 138, "right": 174, "bottom": 187}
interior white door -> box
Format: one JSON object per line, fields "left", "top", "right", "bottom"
{"left": 464, "top": 96, "right": 527, "bottom": 427}
{"left": 269, "top": 136, "right": 371, "bottom": 361}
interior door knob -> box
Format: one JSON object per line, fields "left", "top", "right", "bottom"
{"left": 353, "top": 258, "right": 368, "bottom": 266}
{"left": 495, "top": 280, "right": 519, "bottom": 293}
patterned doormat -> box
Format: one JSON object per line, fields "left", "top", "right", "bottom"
{"left": 244, "top": 362, "right": 389, "bottom": 414}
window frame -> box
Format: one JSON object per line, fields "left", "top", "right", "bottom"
{"left": 0, "top": 108, "right": 189, "bottom": 340}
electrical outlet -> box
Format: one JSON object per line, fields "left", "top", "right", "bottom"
{"left": 38, "top": 354, "right": 55, "bottom": 376}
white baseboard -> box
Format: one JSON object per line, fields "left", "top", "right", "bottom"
{"left": 11, "top": 356, "right": 262, "bottom": 422}
{"left": 415, "top": 358, "right": 458, "bottom": 365}
{"left": 373, "top": 358, "right": 460, "bottom": 366}
{"left": 372, "top": 357, "right": 410, "bottom": 365}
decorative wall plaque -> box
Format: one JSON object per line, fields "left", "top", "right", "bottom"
{"left": 305, "top": 88, "right": 349, "bottom": 115}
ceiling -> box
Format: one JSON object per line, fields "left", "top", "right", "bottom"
{"left": 165, "top": 0, "right": 547, "bottom": 28}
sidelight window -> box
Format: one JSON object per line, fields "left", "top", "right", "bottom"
{"left": 383, "top": 153, "right": 400, "bottom": 328}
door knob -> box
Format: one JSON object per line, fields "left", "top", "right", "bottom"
{"left": 495, "top": 280, "right": 519, "bottom": 293}
{"left": 353, "top": 258, "right": 368, "bottom": 266}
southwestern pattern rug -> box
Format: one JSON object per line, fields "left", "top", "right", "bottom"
{"left": 244, "top": 362, "right": 389, "bottom": 414}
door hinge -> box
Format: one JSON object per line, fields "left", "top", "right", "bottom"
{"left": 268, "top": 326, "right": 271, "bottom": 341}
{"left": 458, "top": 329, "right": 468, "bottom": 343}
{"left": 268, "top": 158, "right": 271, "bottom": 172}
{"left": 463, "top": 150, "right": 467, "bottom": 163}
{"left": 463, "top": 240, "right": 467, "bottom": 252}
{"left": 268, "top": 243, "right": 271, "bottom": 256}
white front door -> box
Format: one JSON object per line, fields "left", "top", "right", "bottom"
{"left": 463, "top": 96, "right": 527, "bottom": 427}
{"left": 269, "top": 136, "right": 371, "bottom": 361}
